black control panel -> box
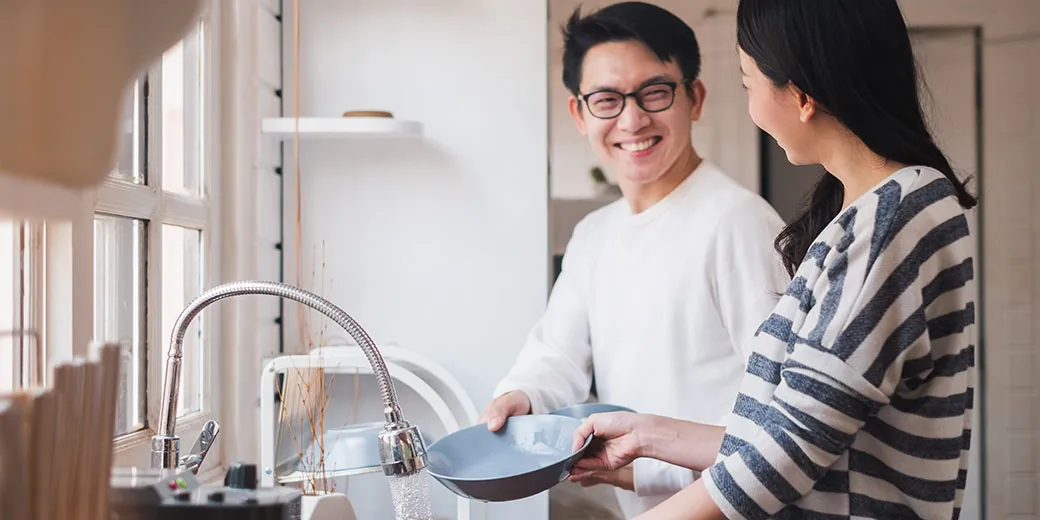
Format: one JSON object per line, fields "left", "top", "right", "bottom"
{"left": 110, "top": 464, "right": 302, "bottom": 520}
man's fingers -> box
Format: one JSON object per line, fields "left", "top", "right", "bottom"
{"left": 483, "top": 400, "right": 510, "bottom": 431}
{"left": 505, "top": 404, "right": 525, "bottom": 421}
{"left": 483, "top": 393, "right": 530, "bottom": 432}
{"left": 486, "top": 415, "right": 504, "bottom": 432}
{"left": 478, "top": 403, "right": 498, "bottom": 425}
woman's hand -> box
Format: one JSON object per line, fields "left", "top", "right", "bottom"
{"left": 573, "top": 412, "right": 728, "bottom": 478}
{"left": 570, "top": 412, "right": 653, "bottom": 476}
{"left": 568, "top": 465, "right": 634, "bottom": 491}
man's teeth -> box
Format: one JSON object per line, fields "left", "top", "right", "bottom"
{"left": 619, "top": 138, "right": 659, "bottom": 152}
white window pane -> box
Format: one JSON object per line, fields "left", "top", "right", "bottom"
{"left": 111, "top": 80, "right": 145, "bottom": 184}
{"left": 0, "top": 220, "right": 15, "bottom": 392}
{"left": 162, "top": 26, "right": 203, "bottom": 197}
{"left": 20, "top": 223, "right": 41, "bottom": 387}
{"left": 162, "top": 225, "right": 202, "bottom": 416}
{"left": 94, "top": 216, "right": 146, "bottom": 435}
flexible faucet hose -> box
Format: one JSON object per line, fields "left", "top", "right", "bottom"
{"left": 156, "top": 280, "right": 401, "bottom": 438}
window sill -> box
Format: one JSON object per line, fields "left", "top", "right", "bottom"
{"left": 197, "top": 462, "right": 228, "bottom": 485}
{"left": 112, "top": 412, "right": 220, "bottom": 470}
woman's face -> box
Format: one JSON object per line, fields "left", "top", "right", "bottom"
{"left": 739, "top": 48, "right": 819, "bottom": 165}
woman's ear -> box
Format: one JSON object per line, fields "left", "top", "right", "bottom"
{"left": 789, "top": 84, "right": 816, "bottom": 123}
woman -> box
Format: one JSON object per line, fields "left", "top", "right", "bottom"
{"left": 570, "top": 1, "right": 978, "bottom": 519}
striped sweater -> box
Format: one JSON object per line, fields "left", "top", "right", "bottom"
{"left": 703, "top": 166, "right": 976, "bottom": 520}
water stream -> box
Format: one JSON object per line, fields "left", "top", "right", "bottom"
{"left": 388, "top": 470, "right": 435, "bottom": 520}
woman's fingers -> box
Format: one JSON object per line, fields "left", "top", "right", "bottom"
{"left": 569, "top": 471, "right": 599, "bottom": 486}
{"left": 572, "top": 417, "right": 596, "bottom": 452}
{"left": 572, "top": 457, "right": 600, "bottom": 471}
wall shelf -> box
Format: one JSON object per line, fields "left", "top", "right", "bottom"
{"left": 260, "top": 117, "right": 423, "bottom": 139}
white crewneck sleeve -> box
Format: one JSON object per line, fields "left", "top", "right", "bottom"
{"left": 494, "top": 161, "right": 790, "bottom": 517}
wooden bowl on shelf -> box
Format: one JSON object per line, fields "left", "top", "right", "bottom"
{"left": 342, "top": 110, "right": 393, "bottom": 118}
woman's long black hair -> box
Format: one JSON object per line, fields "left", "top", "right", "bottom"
{"left": 737, "top": 0, "right": 977, "bottom": 276}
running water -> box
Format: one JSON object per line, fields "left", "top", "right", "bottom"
{"left": 388, "top": 471, "right": 435, "bottom": 520}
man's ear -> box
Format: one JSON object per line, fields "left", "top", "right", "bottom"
{"left": 688, "top": 79, "right": 706, "bottom": 122}
{"left": 568, "top": 96, "right": 588, "bottom": 136}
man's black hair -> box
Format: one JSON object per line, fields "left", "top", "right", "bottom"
{"left": 561, "top": 1, "right": 702, "bottom": 97}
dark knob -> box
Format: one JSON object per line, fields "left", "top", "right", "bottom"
{"left": 224, "top": 463, "right": 258, "bottom": 490}
{"left": 208, "top": 491, "right": 225, "bottom": 503}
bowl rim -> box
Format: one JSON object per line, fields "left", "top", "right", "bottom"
{"left": 425, "top": 415, "right": 593, "bottom": 483}
{"left": 548, "top": 403, "right": 636, "bottom": 417}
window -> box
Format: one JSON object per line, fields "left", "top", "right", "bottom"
{"left": 0, "top": 221, "right": 16, "bottom": 392}
{"left": 92, "top": 18, "right": 219, "bottom": 463}
{"left": 0, "top": 220, "right": 43, "bottom": 393}
{"left": 0, "top": 5, "right": 223, "bottom": 475}
{"left": 0, "top": 220, "right": 21, "bottom": 393}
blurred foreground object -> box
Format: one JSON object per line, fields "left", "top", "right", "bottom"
{"left": 0, "top": 343, "right": 123, "bottom": 520}
{"left": 0, "top": 0, "right": 202, "bottom": 188}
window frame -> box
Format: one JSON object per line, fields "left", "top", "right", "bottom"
{"left": 0, "top": 1, "right": 229, "bottom": 482}
{"left": 104, "top": 6, "right": 223, "bottom": 473}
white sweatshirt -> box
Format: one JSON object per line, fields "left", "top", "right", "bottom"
{"left": 494, "top": 160, "right": 791, "bottom": 518}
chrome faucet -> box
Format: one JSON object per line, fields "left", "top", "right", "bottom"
{"left": 151, "top": 280, "right": 427, "bottom": 477}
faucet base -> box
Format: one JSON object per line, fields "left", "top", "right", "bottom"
{"left": 151, "top": 435, "right": 180, "bottom": 470}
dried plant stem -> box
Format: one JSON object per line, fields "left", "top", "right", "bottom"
{"left": 277, "top": 241, "right": 339, "bottom": 495}
{"left": 283, "top": 0, "right": 358, "bottom": 494}
{"left": 292, "top": 0, "right": 309, "bottom": 355}
{"left": 352, "top": 368, "right": 359, "bottom": 425}
{"left": 280, "top": 0, "right": 335, "bottom": 496}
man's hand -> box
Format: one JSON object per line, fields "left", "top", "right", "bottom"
{"left": 568, "top": 465, "right": 634, "bottom": 491}
{"left": 478, "top": 390, "right": 532, "bottom": 431}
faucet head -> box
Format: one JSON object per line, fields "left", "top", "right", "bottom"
{"left": 378, "top": 422, "right": 428, "bottom": 477}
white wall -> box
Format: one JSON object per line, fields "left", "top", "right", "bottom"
{"left": 278, "top": 1, "right": 549, "bottom": 519}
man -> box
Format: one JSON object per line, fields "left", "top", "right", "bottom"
{"left": 480, "top": 2, "right": 790, "bottom": 517}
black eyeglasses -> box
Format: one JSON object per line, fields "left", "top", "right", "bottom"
{"left": 579, "top": 81, "right": 682, "bottom": 119}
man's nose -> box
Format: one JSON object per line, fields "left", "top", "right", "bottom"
{"left": 615, "top": 98, "right": 651, "bottom": 133}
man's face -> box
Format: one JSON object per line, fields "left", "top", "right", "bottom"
{"left": 568, "top": 41, "right": 704, "bottom": 188}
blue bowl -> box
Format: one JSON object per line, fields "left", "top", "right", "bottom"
{"left": 549, "top": 403, "right": 636, "bottom": 420}
{"left": 426, "top": 415, "right": 593, "bottom": 502}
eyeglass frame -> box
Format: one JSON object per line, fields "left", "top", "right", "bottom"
{"left": 578, "top": 79, "right": 692, "bottom": 120}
